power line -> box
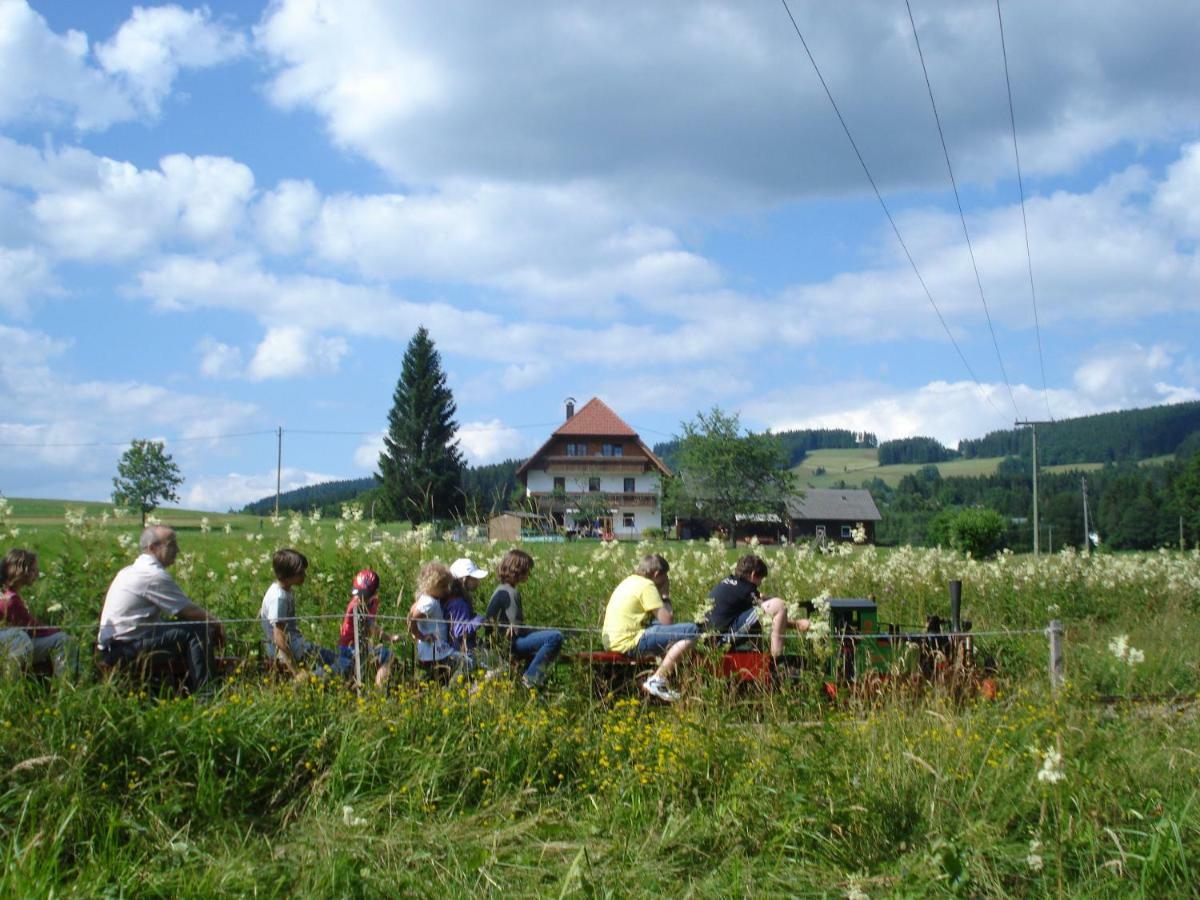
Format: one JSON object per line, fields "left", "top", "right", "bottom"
{"left": 996, "top": 0, "right": 1052, "bottom": 421}
{"left": 0, "top": 430, "right": 276, "bottom": 449}
{"left": 777, "top": 0, "right": 1007, "bottom": 421}
{"left": 904, "top": 0, "right": 1021, "bottom": 420}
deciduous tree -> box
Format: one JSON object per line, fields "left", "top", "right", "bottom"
{"left": 667, "top": 407, "right": 797, "bottom": 545}
{"left": 112, "top": 439, "right": 183, "bottom": 526}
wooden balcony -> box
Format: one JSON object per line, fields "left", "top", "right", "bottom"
{"left": 541, "top": 456, "right": 651, "bottom": 474}
{"left": 528, "top": 491, "right": 660, "bottom": 510}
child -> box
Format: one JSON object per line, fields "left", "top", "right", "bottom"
{"left": 258, "top": 549, "right": 335, "bottom": 677}
{"left": 485, "top": 549, "right": 563, "bottom": 689}
{"left": 337, "top": 569, "right": 394, "bottom": 688}
{"left": 0, "top": 549, "right": 76, "bottom": 677}
{"left": 706, "top": 554, "right": 809, "bottom": 658}
{"left": 407, "top": 561, "right": 470, "bottom": 678}
{"left": 445, "top": 558, "right": 489, "bottom": 657}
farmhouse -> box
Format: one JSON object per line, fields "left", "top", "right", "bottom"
{"left": 785, "top": 488, "right": 882, "bottom": 544}
{"left": 517, "top": 398, "right": 671, "bottom": 539}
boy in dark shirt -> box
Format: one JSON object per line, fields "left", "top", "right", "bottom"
{"left": 706, "top": 554, "right": 808, "bottom": 657}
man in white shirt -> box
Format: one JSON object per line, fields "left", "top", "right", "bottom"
{"left": 98, "top": 525, "right": 226, "bottom": 693}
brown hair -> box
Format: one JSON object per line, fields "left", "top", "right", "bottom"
{"left": 416, "top": 561, "right": 454, "bottom": 601}
{"left": 634, "top": 553, "right": 669, "bottom": 578}
{"left": 496, "top": 549, "right": 534, "bottom": 585}
{"left": 0, "top": 549, "right": 38, "bottom": 590}
{"left": 733, "top": 554, "right": 768, "bottom": 580}
{"left": 272, "top": 548, "right": 308, "bottom": 581}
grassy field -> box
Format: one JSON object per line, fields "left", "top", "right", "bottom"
{"left": 1, "top": 506, "right": 1198, "bottom": 895}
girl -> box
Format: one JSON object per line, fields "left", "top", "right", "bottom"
{"left": 445, "top": 558, "right": 489, "bottom": 657}
{"left": 485, "top": 549, "right": 563, "bottom": 688}
{"left": 0, "top": 549, "right": 76, "bottom": 677}
{"left": 408, "top": 561, "right": 470, "bottom": 678}
{"left": 337, "top": 569, "right": 394, "bottom": 688}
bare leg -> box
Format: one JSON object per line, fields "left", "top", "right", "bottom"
{"left": 653, "top": 638, "right": 696, "bottom": 681}
{"left": 762, "top": 597, "right": 788, "bottom": 657}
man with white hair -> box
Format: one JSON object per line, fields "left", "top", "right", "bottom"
{"left": 98, "top": 525, "right": 226, "bottom": 693}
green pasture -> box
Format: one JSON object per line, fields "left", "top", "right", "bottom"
{"left": 1, "top": 512, "right": 1198, "bottom": 895}
{"left": 792, "top": 448, "right": 1008, "bottom": 488}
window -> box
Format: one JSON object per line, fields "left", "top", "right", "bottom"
{"left": 623, "top": 513, "right": 636, "bottom": 529}
{"left": 588, "top": 477, "right": 601, "bottom": 492}
{"left": 623, "top": 477, "right": 635, "bottom": 493}
{"left": 601, "top": 443, "right": 623, "bottom": 457}
{"left": 840, "top": 525, "right": 852, "bottom": 539}
{"left": 565, "top": 442, "right": 586, "bottom": 456}
{"left": 553, "top": 477, "right": 565, "bottom": 492}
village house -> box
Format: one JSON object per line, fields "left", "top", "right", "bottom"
{"left": 517, "top": 398, "right": 671, "bottom": 539}
{"left": 785, "top": 488, "right": 882, "bottom": 544}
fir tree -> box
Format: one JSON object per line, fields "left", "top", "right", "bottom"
{"left": 377, "top": 327, "right": 465, "bottom": 523}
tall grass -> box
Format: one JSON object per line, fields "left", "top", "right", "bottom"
{"left": 0, "top": 507, "right": 1197, "bottom": 894}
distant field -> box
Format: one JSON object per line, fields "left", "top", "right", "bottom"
{"left": 792, "top": 448, "right": 1006, "bottom": 487}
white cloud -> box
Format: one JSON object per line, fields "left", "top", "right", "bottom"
{"left": 95, "top": 4, "right": 247, "bottom": 116}
{"left": 184, "top": 466, "right": 340, "bottom": 513}
{"left": 253, "top": 179, "right": 320, "bottom": 255}
{"left": 247, "top": 325, "right": 348, "bottom": 380}
{"left": 256, "top": 1, "right": 1200, "bottom": 201}
{"left": 1154, "top": 142, "right": 1200, "bottom": 238}
{"left": 0, "top": 1, "right": 244, "bottom": 131}
{"left": 1072, "top": 343, "right": 1200, "bottom": 408}
{"left": 353, "top": 433, "right": 385, "bottom": 471}
{"left": 456, "top": 419, "right": 528, "bottom": 465}
{"left": 31, "top": 149, "right": 255, "bottom": 260}
{"left": 0, "top": 245, "right": 56, "bottom": 316}
{"left": 0, "top": 324, "right": 260, "bottom": 478}
{"left": 197, "top": 337, "right": 243, "bottom": 379}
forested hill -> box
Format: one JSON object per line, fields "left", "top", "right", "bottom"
{"left": 653, "top": 427, "right": 876, "bottom": 469}
{"left": 243, "top": 478, "right": 375, "bottom": 516}
{"left": 957, "top": 401, "right": 1200, "bottom": 464}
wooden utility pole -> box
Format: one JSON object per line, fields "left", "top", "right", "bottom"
{"left": 1016, "top": 420, "right": 1052, "bottom": 558}
{"left": 1081, "top": 475, "right": 1090, "bottom": 551}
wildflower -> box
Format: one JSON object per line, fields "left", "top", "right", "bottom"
{"left": 1036, "top": 746, "right": 1066, "bottom": 785}
{"left": 223, "top": 522, "right": 232, "bottom": 534}
{"left": 1108, "top": 635, "right": 1144, "bottom": 666}
{"left": 342, "top": 804, "right": 367, "bottom": 827}
{"left": 1025, "top": 838, "right": 1044, "bottom": 872}
{"left": 200, "top": 517, "right": 211, "bottom": 534}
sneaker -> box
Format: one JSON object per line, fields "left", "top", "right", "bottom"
{"left": 641, "top": 675, "right": 680, "bottom": 703}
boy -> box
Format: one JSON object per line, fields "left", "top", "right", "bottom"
{"left": 706, "top": 554, "right": 809, "bottom": 657}
{"left": 259, "top": 549, "right": 334, "bottom": 676}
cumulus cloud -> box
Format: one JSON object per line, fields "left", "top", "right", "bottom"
{"left": 456, "top": 419, "right": 529, "bottom": 466}
{"left": 352, "top": 433, "right": 385, "bottom": 472}
{"left": 0, "top": 0, "right": 245, "bottom": 130}
{"left": 0, "top": 324, "right": 259, "bottom": 479}
{"left": 197, "top": 337, "right": 243, "bottom": 379}
{"left": 253, "top": 179, "right": 320, "bottom": 255}
{"left": 184, "top": 466, "right": 338, "bottom": 513}
{"left": 95, "top": 4, "right": 247, "bottom": 116}
{"left": 247, "top": 326, "right": 348, "bottom": 380}
{"left": 256, "top": 0, "right": 1200, "bottom": 201}
{"left": 1072, "top": 343, "right": 1200, "bottom": 408}
{"left": 0, "top": 245, "right": 56, "bottom": 316}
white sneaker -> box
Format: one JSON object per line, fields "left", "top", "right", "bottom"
{"left": 641, "top": 675, "right": 680, "bottom": 703}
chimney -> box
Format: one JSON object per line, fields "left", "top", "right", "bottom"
{"left": 565, "top": 397, "right": 576, "bottom": 420}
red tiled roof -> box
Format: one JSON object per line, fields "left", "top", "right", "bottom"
{"left": 554, "top": 397, "right": 637, "bottom": 437}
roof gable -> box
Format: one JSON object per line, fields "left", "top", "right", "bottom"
{"left": 554, "top": 398, "right": 637, "bottom": 437}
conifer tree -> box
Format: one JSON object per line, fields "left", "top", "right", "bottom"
{"left": 377, "top": 327, "right": 465, "bottom": 523}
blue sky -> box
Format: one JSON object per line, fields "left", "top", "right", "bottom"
{"left": 2, "top": 0, "right": 1198, "bottom": 510}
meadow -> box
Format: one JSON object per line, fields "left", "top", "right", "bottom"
{"left": 1, "top": 500, "right": 1199, "bottom": 896}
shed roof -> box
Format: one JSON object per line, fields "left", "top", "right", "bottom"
{"left": 785, "top": 488, "right": 881, "bottom": 522}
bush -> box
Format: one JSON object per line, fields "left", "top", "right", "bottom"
{"left": 948, "top": 507, "right": 1008, "bottom": 558}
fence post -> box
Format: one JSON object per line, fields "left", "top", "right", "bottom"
{"left": 1047, "top": 619, "right": 1064, "bottom": 693}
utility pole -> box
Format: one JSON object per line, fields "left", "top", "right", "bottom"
{"left": 1048, "top": 523, "right": 1053, "bottom": 554}
{"left": 1081, "top": 475, "right": 1090, "bottom": 551}
{"left": 275, "top": 426, "right": 283, "bottom": 518}
{"left": 1016, "top": 420, "right": 1052, "bottom": 558}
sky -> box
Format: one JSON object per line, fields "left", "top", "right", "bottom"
{"left": 1, "top": 0, "right": 1199, "bottom": 511}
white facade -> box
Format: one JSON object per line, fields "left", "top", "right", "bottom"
{"left": 525, "top": 469, "right": 663, "bottom": 537}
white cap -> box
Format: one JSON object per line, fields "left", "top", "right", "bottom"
{"left": 450, "top": 558, "right": 489, "bottom": 581}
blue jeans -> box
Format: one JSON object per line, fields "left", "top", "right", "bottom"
{"left": 635, "top": 623, "right": 700, "bottom": 656}
{"left": 511, "top": 629, "right": 563, "bottom": 684}
{"left": 335, "top": 644, "right": 392, "bottom": 676}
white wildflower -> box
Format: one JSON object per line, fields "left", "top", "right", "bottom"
{"left": 1025, "top": 838, "right": 1044, "bottom": 872}
{"left": 1036, "top": 746, "right": 1066, "bottom": 785}
{"left": 223, "top": 522, "right": 232, "bottom": 534}
{"left": 199, "top": 517, "right": 211, "bottom": 534}
{"left": 1108, "top": 634, "right": 1144, "bottom": 666}
{"left": 342, "top": 804, "right": 367, "bottom": 827}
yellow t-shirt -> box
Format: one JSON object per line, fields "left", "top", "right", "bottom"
{"left": 602, "top": 574, "right": 663, "bottom": 653}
